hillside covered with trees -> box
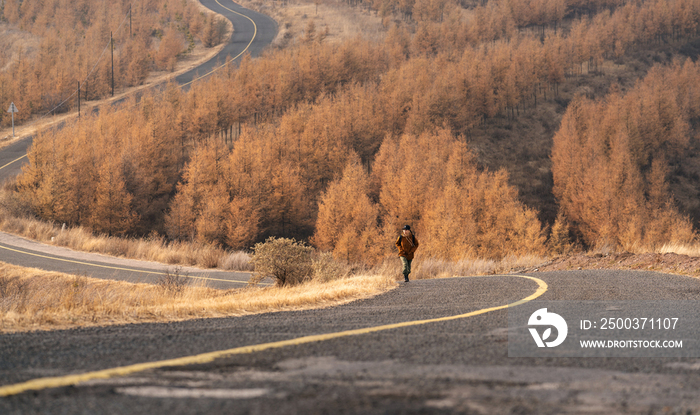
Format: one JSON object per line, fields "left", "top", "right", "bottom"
{"left": 0, "top": 0, "right": 228, "bottom": 126}
{"left": 7, "top": 0, "right": 700, "bottom": 265}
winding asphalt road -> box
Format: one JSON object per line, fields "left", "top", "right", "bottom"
{"left": 0, "top": 0, "right": 277, "bottom": 178}
{"left": 0, "top": 0, "right": 277, "bottom": 288}
{"left": 2, "top": 3, "right": 700, "bottom": 414}
{"left": 2, "top": 271, "right": 700, "bottom": 413}
{"left": 176, "top": 0, "right": 277, "bottom": 88}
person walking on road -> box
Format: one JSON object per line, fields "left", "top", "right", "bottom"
{"left": 396, "top": 225, "right": 419, "bottom": 282}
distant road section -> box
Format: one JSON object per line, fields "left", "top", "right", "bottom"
{"left": 0, "top": 138, "right": 31, "bottom": 183}
{"left": 177, "top": 0, "right": 278, "bottom": 87}
{"left": 0, "top": 233, "right": 254, "bottom": 289}
{"left": 0, "top": 0, "right": 277, "bottom": 288}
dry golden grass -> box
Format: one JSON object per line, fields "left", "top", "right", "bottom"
{"left": 656, "top": 243, "right": 700, "bottom": 257}
{"left": 0, "top": 198, "right": 253, "bottom": 270}
{"left": 0, "top": 262, "right": 396, "bottom": 333}
{"left": 371, "top": 255, "right": 549, "bottom": 279}
{"left": 586, "top": 242, "right": 700, "bottom": 258}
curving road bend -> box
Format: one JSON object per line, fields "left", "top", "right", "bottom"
{"left": 0, "top": 232, "right": 252, "bottom": 289}
{"left": 2, "top": 271, "right": 700, "bottom": 413}
{"left": 0, "top": 0, "right": 277, "bottom": 179}
{"left": 0, "top": 0, "right": 277, "bottom": 288}
{"left": 176, "top": 0, "right": 278, "bottom": 88}
{"left": 2, "top": 3, "right": 700, "bottom": 414}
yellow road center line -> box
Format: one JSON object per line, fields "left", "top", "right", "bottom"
{"left": 0, "top": 1, "right": 263, "bottom": 289}
{"left": 0, "top": 155, "right": 27, "bottom": 171}
{"left": 0, "top": 243, "right": 250, "bottom": 285}
{"left": 179, "top": 0, "right": 258, "bottom": 87}
{"left": 0, "top": 0, "right": 260, "bottom": 283}
{"left": 0, "top": 274, "right": 547, "bottom": 397}
{"left": 0, "top": 0, "right": 259, "bottom": 154}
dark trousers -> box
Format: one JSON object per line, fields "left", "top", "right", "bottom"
{"left": 401, "top": 256, "right": 412, "bottom": 276}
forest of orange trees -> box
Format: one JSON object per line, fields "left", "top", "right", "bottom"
{"left": 5, "top": 0, "right": 700, "bottom": 265}
{"left": 0, "top": 0, "right": 227, "bottom": 125}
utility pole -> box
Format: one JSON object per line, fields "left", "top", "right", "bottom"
{"left": 111, "top": 31, "right": 114, "bottom": 97}
{"left": 129, "top": 5, "right": 132, "bottom": 37}
{"left": 77, "top": 81, "right": 80, "bottom": 118}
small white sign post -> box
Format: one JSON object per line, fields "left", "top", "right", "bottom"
{"left": 7, "top": 102, "right": 18, "bottom": 137}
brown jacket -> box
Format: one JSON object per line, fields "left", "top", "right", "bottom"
{"left": 396, "top": 232, "right": 419, "bottom": 260}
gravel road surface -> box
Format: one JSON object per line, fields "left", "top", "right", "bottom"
{"left": 2, "top": 270, "right": 700, "bottom": 413}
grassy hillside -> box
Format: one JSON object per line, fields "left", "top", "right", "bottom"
{"left": 471, "top": 40, "right": 700, "bottom": 226}
{"left": 5, "top": 0, "right": 700, "bottom": 265}
{"left": 0, "top": 0, "right": 229, "bottom": 127}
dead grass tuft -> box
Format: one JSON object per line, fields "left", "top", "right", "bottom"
{"left": 312, "top": 252, "right": 350, "bottom": 282}
{"left": 656, "top": 243, "right": 700, "bottom": 257}
{"left": 0, "top": 262, "right": 396, "bottom": 333}
{"left": 156, "top": 267, "right": 190, "bottom": 294}
{"left": 220, "top": 251, "right": 254, "bottom": 271}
